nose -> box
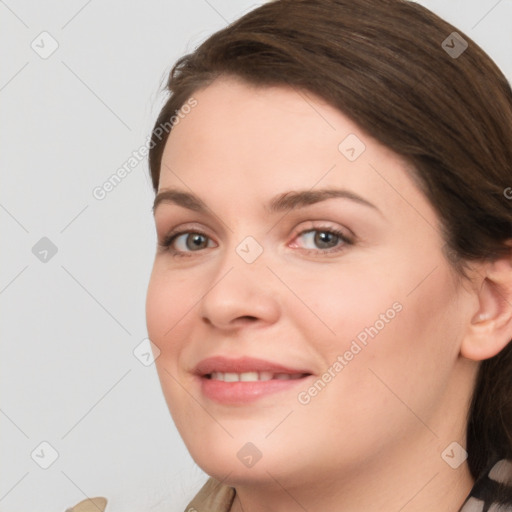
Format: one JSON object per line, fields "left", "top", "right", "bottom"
{"left": 198, "top": 242, "right": 281, "bottom": 331}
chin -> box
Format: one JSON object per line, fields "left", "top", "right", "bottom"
{"left": 182, "top": 431, "right": 295, "bottom": 484}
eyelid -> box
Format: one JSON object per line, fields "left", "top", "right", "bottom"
{"left": 159, "top": 219, "right": 352, "bottom": 240}
{"left": 289, "top": 220, "right": 355, "bottom": 243}
{"left": 157, "top": 221, "right": 214, "bottom": 241}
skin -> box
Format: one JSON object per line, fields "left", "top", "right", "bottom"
{"left": 146, "top": 75, "right": 512, "bottom": 512}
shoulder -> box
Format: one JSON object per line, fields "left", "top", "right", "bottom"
{"left": 63, "top": 478, "right": 236, "bottom": 512}
{"left": 460, "top": 458, "right": 512, "bottom": 511}
{"left": 65, "top": 497, "right": 108, "bottom": 512}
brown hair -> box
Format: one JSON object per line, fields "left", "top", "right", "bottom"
{"left": 148, "top": 0, "right": 512, "bottom": 480}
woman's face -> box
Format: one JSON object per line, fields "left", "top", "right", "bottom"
{"left": 146, "top": 76, "right": 478, "bottom": 488}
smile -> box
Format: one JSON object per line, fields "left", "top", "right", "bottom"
{"left": 194, "top": 356, "right": 313, "bottom": 404}
{"left": 208, "top": 371, "right": 308, "bottom": 382}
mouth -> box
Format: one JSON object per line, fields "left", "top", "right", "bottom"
{"left": 193, "top": 356, "right": 314, "bottom": 404}
{"left": 206, "top": 371, "right": 309, "bottom": 382}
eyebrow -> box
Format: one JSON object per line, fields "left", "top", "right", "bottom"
{"left": 152, "top": 187, "right": 382, "bottom": 216}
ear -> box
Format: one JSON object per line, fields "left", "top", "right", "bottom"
{"left": 461, "top": 247, "right": 512, "bottom": 361}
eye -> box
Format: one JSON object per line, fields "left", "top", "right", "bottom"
{"left": 159, "top": 230, "right": 216, "bottom": 257}
{"left": 158, "top": 224, "right": 354, "bottom": 258}
{"left": 291, "top": 225, "right": 354, "bottom": 255}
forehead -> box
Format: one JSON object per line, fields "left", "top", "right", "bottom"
{"left": 158, "top": 76, "right": 431, "bottom": 224}
{"left": 163, "top": 77, "right": 341, "bottom": 167}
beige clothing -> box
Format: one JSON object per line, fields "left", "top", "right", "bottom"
{"left": 184, "top": 477, "right": 236, "bottom": 512}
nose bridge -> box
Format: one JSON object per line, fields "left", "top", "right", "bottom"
{"left": 212, "top": 230, "right": 269, "bottom": 296}
{"left": 215, "top": 209, "right": 268, "bottom": 272}
{"left": 198, "top": 229, "right": 280, "bottom": 327}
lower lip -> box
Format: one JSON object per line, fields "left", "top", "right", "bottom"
{"left": 198, "top": 375, "right": 312, "bottom": 404}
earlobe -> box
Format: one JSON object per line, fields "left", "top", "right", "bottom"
{"left": 471, "top": 311, "right": 491, "bottom": 323}
{"left": 461, "top": 255, "right": 512, "bottom": 361}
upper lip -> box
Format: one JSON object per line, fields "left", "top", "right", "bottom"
{"left": 193, "top": 356, "right": 312, "bottom": 376}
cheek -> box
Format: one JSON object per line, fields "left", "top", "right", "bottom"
{"left": 146, "top": 269, "right": 197, "bottom": 421}
{"left": 327, "top": 265, "right": 461, "bottom": 426}
{"left": 145, "top": 265, "right": 206, "bottom": 405}
{"left": 287, "top": 264, "right": 400, "bottom": 352}
{"left": 294, "top": 259, "right": 460, "bottom": 410}
{"left": 145, "top": 275, "right": 168, "bottom": 341}
{"left": 146, "top": 265, "right": 190, "bottom": 342}
{"left": 145, "top": 269, "right": 188, "bottom": 385}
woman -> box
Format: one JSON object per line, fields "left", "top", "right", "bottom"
{"left": 144, "top": 0, "right": 512, "bottom": 510}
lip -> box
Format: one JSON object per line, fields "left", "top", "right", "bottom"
{"left": 194, "top": 356, "right": 311, "bottom": 376}
{"left": 193, "top": 356, "right": 314, "bottom": 405}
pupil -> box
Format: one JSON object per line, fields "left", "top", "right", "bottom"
{"left": 188, "top": 234, "right": 206, "bottom": 250}
{"left": 316, "top": 231, "right": 336, "bottom": 248}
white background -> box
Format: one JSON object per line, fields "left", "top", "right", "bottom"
{"left": 1, "top": 1, "right": 511, "bottom": 511}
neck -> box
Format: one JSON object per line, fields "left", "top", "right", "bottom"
{"left": 230, "top": 433, "right": 475, "bottom": 512}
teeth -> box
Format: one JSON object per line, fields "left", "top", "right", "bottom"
{"left": 209, "top": 371, "right": 304, "bottom": 382}
{"left": 240, "top": 371, "right": 259, "bottom": 382}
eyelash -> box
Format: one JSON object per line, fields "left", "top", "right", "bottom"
{"left": 158, "top": 224, "right": 354, "bottom": 258}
